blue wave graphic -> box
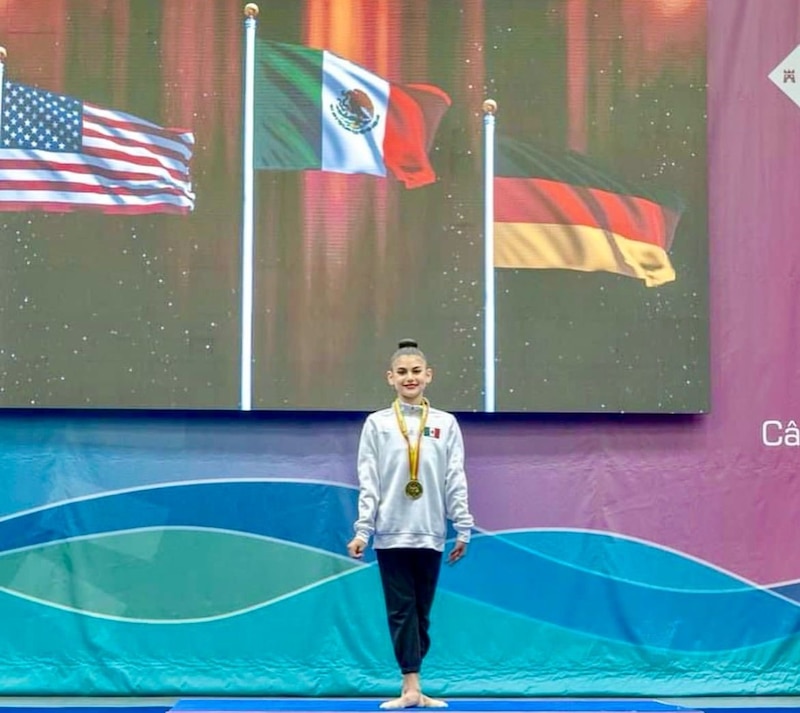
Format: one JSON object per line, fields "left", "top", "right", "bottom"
{"left": 2, "top": 559, "right": 800, "bottom": 696}
{"left": 772, "top": 581, "right": 800, "bottom": 602}
{"left": 0, "top": 480, "right": 365, "bottom": 560}
{"left": 504, "top": 529, "right": 741, "bottom": 591}
{"left": 2, "top": 481, "right": 800, "bottom": 651}
{"left": 437, "top": 530, "right": 800, "bottom": 652}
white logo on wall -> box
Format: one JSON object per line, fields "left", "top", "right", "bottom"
{"left": 769, "top": 44, "right": 800, "bottom": 109}
{"left": 762, "top": 420, "right": 800, "bottom": 447}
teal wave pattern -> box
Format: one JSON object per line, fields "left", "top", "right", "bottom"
{"left": 2, "top": 557, "right": 800, "bottom": 695}
{"left": 0, "top": 480, "right": 799, "bottom": 651}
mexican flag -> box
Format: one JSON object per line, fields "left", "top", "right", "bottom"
{"left": 253, "top": 39, "right": 451, "bottom": 189}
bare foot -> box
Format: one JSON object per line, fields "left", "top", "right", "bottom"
{"left": 380, "top": 691, "right": 422, "bottom": 709}
{"left": 420, "top": 695, "right": 448, "bottom": 708}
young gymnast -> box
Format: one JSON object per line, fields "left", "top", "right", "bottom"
{"left": 347, "top": 339, "right": 475, "bottom": 709}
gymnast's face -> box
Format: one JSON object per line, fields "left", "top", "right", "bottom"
{"left": 387, "top": 355, "right": 432, "bottom": 405}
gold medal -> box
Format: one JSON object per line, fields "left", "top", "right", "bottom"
{"left": 393, "top": 398, "right": 429, "bottom": 501}
{"left": 405, "top": 480, "right": 424, "bottom": 499}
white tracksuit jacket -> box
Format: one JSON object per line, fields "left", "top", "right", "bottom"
{"left": 353, "top": 401, "right": 475, "bottom": 551}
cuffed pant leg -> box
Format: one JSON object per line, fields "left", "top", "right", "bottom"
{"left": 412, "top": 548, "right": 443, "bottom": 662}
{"left": 376, "top": 548, "right": 421, "bottom": 674}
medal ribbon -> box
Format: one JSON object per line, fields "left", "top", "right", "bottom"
{"left": 393, "top": 398, "right": 429, "bottom": 484}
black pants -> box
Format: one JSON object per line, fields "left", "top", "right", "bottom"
{"left": 376, "top": 547, "right": 443, "bottom": 675}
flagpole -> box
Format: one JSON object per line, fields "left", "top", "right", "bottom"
{"left": 240, "top": 3, "right": 259, "bottom": 411}
{"left": 482, "top": 99, "right": 497, "bottom": 413}
{"left": 0, "top": 48, "right": 7, "bottom": 120}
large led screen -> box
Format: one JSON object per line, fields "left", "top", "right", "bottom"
{"left": 0, "top": 0, "right": 708, "bottom": 412}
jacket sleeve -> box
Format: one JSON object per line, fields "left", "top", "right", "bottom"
{"left": 444, "top": 416, "right": 475, "bottom": 543}
{"left": 353, "top": 416, "right": 381, "bottom": 544}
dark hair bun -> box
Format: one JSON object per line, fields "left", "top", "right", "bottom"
{"left": 397, "top": 338, "right": 418, "bottom": 349}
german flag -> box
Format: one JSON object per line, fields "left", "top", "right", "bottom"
{"left": 494, "top": 137, "right": 683, "bottom": 287}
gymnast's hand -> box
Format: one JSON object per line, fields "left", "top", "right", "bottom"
{"left": 448, "top": 540, "right": 467, "bottom": 565}
{"left": 347, "top": 537, "right": 367, "bottom": 559}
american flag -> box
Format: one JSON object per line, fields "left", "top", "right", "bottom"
{"left": 0, "top": 79, "right": 195, "bottom": 214}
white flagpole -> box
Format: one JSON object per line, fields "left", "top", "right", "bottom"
{"left": 0, "top": 47, "right": 7, "bottom": 121}
{"left": 240, "top": 4, "right": 259, "bottom": 411}
{"left": 482, "top": 99, "right": 497, "bottom": 413}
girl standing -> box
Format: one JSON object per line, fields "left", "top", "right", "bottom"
{"left": 347, "top": 339, "right": 475, "bottom": 709}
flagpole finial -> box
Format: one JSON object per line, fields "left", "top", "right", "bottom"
{"left": 0, "top": 47, "right": 7, "bottom": 63}
{"left": 244, "top": 3, "right": 259, "bottom": 18}
{"left": 483, "top": 99, "right": 497, "bottom": 115}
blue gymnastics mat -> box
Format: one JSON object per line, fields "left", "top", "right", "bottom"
{"left": 170, "top": 700, "right": 701, "bottom": 713}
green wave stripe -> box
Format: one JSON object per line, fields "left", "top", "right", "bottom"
{"left": 0, "top": 560, "right": 799, "bottom": 694}
{"left": 0, "top": 528, "right": 360, "bottom": 620}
